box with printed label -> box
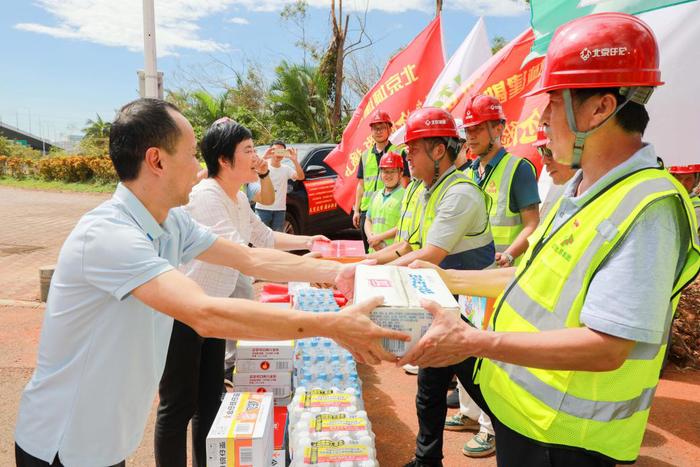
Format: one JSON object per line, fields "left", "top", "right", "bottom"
{"left": 236, "top": 359, "right": 294, "bottom": 373}
{"left": 233, "top": 369, "right": 293, "bottom": 387}
{"left": 271, "top": 406, "right": 288, "bottom": 466}
{"left": 354, "top": 264, "right": 459, "bottom": 357}
{"left": 236, "top": 340, "right": 296, "bottom": 360}
{"left": 234, "top": 385, "right": 293, "bottom": 401}
{"left": 206, "top": 392, "right": 273, "bottom": 467}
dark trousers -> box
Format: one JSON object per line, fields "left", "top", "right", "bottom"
{"left": 359, "top": 210, "right": 369, "bottom": 252}
{"left": 154, "top": 320, "right": 225, "bottom": 467}
{"left": 15, "top": 443, "right": 124, "bottom": 467}
{"left": 414, "top": 357, "right": 616, "bottom": 467}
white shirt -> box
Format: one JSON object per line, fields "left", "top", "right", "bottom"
{"left": 14, "top": 184, "right": 216, "bottom": 466}
{"left": 182, "top": 178, "right": 275, "bottom": 297}
{"left": 255, "top": 163, "right": 297, "bottom": 211}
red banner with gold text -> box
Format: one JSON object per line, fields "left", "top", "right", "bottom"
{"left": 324, "top": 16, "right": 445, "bottom": 213}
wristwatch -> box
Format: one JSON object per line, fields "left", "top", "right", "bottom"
{"left": 259, "top": 171, "right": 270, "bottom": 179}
{"left": 502, "top": 252, "right": 514, "bottom": 265}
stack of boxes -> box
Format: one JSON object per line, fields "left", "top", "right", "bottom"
{"left": 233, "top": 340, "right": 296, "bottom": 407}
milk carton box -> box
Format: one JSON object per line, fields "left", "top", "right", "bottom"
{"left": 234, "top": 385, "right": 294, "bottom": 406}
{"left": 206, "top": 392, "right": 274, "bottom": 467}
{"left": 236, "top": 358, "right": 294, "bottom": 373}
{"left": 233, "top": 369, "right": 293, "bottom": 387}
{"left": 236, "top": 340, "right": 296, "bottom": 360}
{"left": 354, "top": 265, "right": 459, "bottom": 356}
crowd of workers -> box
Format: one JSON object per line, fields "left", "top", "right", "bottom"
{"left": 12, "top": 12, "right": 700, "bottom": 467}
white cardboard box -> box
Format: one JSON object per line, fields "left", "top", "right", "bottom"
{"left": 236, "top": 340, "right": 296, "bottom": 360}
{"left": 236, "top": 358, "right": 294, "bottom": 373}
{"left": 233, "top": 369, "right": 293, "bottom": 387}
{"left": 354, "top": 265, "right": 459, "bottom": 356}
{"left": 233, "top": 385, "right": 293, "bottom": 400}
{"left": 206, "top": 392, "right": 273, "bottom": 467}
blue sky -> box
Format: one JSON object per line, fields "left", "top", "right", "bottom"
{"left": 0, "top": 1, "right": 530, "bottom": 144}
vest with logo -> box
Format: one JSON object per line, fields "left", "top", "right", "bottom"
{"left": 360, "top": 144, "right": 400, "bottom": 211}
{"left": 394, "top": 179, "right": 425, "bottom": 251}
{"left": 479, "top": 168, "right": 700, "bottom": 462}
{"left": 367, "top": 187, "right": 405, "bottom": 253}
{"left": 465, "top": 153, "right": 536, "bottom": 260}
{"left": 416, "top": 170, "right": 492, "bottom": 263}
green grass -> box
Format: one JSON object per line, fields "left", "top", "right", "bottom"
{"left": 0, "top": 176, "right": 116, "bottom": 193}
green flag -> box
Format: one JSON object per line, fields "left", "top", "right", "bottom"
{"left": 527, "top": 0, "right": 696, "bottom": 62}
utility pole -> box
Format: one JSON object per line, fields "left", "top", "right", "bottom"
{"left": 142, "top": 0, "right": 160, "bottom": 98}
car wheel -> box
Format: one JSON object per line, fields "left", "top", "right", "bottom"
{"left": 284, "top": 212, "right": 299, "bottom": 236}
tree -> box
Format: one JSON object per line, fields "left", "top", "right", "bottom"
{"left": 82, "top": 115, "right": 111, "bottom": 139}
{"left": 491, "top": 36, "right": 508, "bottom": 54}
{"left": 280, "top": 0, "right": 321, "bottom": 66}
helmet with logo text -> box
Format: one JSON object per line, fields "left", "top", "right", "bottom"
{"left": 461, "top": 94, "right": 506, "bottom": 128}
{"left": 368, "top": 109, "right": 393, "bottom": 126}
{"left": 379, "top": 151, "right": 404, "bottom": 170}
{"left": 404, "top": 107, "right": 460, "bottom": 143}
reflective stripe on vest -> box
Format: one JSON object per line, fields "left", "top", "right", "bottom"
{"left": 367, "top": 187, "right": 404, "bottom": 253}
{"left": 466, "top": 153, "right": 534, "bottom": 254}
{"left": 691, "top": 195, "right": 700, "bottom": 227}
{"left": 360, "top": 144, "right": 399, "bottom": 211}
{"left": 395, "top": 180, "right": 425, "bottom": 251}
{"left": 417, "top": 170, "right": 492, "bottom": 253}
{"left": 480, "top": 168, "right": 700, "bottom": 462}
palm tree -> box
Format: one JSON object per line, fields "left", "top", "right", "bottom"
{"left": 269, "top": 61, "right": 333, "bottom": 142}
{"left": 82, "top": 114, "right": 111, "bottom": 139}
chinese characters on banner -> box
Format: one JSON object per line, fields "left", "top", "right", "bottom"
{"left": 304, "top": 178, "right": 338, "bottom": 215}
{"left": 446, "top": 28, "right": 549, "bottom": 175}
{"left": 324, "top": 16, "right": 446, "bottom": 213}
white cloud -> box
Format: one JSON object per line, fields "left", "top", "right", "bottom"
{"left": 14, "top": 0, "right": 526, "bottom": 57}
{"left": 15, "top": 0, "right": 237, "bottom": 56}
{"left": 227, "top": 17, "right": 250, "bottom": 25}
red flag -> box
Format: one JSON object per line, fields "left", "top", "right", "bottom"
{"left": 447, "top": 28, "right": 548, "bottom": 174}
{"left": 325, "top": 16, "right": 445, "bottom": 213}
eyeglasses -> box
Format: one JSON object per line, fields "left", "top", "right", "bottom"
{"left": 537, "top": 145, "right": 553, "bottom": 160}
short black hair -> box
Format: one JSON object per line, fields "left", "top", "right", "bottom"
{"left": 571, "top": 87, "right": 649, "bottom": 135}
{"left": 270, "top": 140, "right": 286, "bottom": 148}
{"left": 424, "top": 137, "right": 461, "bottom": 162}
{"left": 200, "top": 119, "right": 253, "bottom": 178}
{"left": 109, "top": 98, "right": 182, "bottom": 181}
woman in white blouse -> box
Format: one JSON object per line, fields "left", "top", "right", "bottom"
{"left": 154, "top": 117, "right": 327, "bottom": 467}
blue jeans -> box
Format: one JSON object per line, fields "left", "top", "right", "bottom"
{"left": 256, "top": 209, "right": 285, "bottom": 232}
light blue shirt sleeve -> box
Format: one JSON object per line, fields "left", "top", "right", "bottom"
{"left": 581, "top": 196, "right": 688, "bottom": 344}
{"left": 172, "top": 208, "right": 218, "bottom": 264}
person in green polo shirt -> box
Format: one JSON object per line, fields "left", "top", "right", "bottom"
{"left": 364, "top": 151, "right": 405, "bottom": 253}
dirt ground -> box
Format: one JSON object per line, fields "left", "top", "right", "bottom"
{"left": 1, "top": 186, "right": 698, "bottom": 466}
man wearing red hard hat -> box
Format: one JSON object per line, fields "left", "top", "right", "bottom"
{"left": 353, "top": 109, "right": 409, "bottom": 252}
{"left": 398, "top": 13, "right": 700, "bottom": 466}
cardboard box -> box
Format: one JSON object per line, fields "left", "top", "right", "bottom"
{"left": 233, "top": 369, "right": 292, "bottom": 387}
{"left": 236, "top": 358, "right": 294, "bottom": 373}
{"left": 271, "top": 406, "right": 288, "bottom": 467}
{"left": 354, "top": 265, "right": 459, "bottom": 356}
{"left": 206, "top": 392, "right": 273, "bottom": 467}
{"left": 234, "top": 385, "right": 293, "bottom": 400}
{"left": 236, "top": 340, "right": 296, "bottom": 360}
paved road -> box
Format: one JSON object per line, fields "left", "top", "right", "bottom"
{"left": 0, "top": 186, "right": 698, "bottom": 466}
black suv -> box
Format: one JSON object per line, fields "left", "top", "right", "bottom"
{"left": 256, "top": 143, "right": 354, "bottom": 236}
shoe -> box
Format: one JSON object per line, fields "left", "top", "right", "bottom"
{"left": 403, "top": 364, "right": 419, "bottom": 375}
{"left": 403, "top": 459, "right": 442, "bottom": 467}
{"left": 462, "top": 432, "right": 496, "bottom": 458}
{"left": 444, "top": 413, "right": 480, "bottom": 432}
{"left": 446, "top": 388, "right": 459, "bottom": 408}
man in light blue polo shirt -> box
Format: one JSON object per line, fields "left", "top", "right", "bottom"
{"left": 14, "top": 99, "right": 407, "bottom": 467}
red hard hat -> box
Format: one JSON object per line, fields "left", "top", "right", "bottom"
{"left": 526, "top": 12, "right": 663, "bottom": 97}
{"left": 533, "top": 126, "right": 550, "bottom": 147}
{"left": 368, "top": 109, "right": 392, "bottom": 126}
{"left": 669, "top": 165, "right": 700, "bottom": 175}
{"left": 461, "top": 95, "right": 506, "bottom": 128}
{"left": 404, "top": 107, "right": 459, "bottom": 143}
{"left": 379, "top": 151, "right": 404, "bottom": 170}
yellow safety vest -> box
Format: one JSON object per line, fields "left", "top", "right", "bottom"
{"left": 394, "top": 179, "right": 425, "bottom": 251}
{"left": 691, "top": 194, "right": 700, "bottom": 228}
{"left": 479, "top": 168, "right": 700, "bottom": 462}
{"left": 416, "top": 169, "right": 492, "bottom": 255}
{"left": 367, "top": 187, "right": 404, "bottom": 253}
{"left": 360, "top": 144, "right": 401, "bottom": 211}
{"left": 465, "top": 152, "right": 536, "bottom": 258}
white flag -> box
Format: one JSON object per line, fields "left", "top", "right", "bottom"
{"left": 640, "top": 1, "right": 700, "bottom": 166}
{"left": 391, "top": 17, "right": 491, "bottom": 144}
